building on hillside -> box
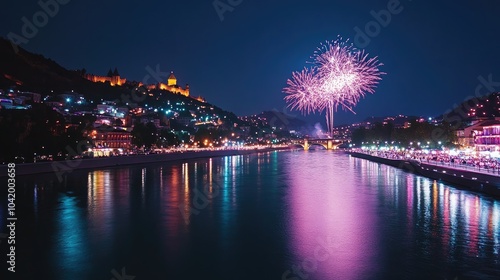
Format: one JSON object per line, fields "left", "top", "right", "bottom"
{"left": 139, "top": 118, "right": 161, "bottom": 128}
{"left": 456, "top": 120, "right": 484, "bottom": 148}
{"left": 16, "top": 92, "right": 41, "bottom": 103}
{"left": 84, "top": 68, "right": 126, "bottom": 86}
{"left": 473, "top": 120, "right": 500, "bottom": 152}
{"left": 0, "top": 98, "right": 14, "bottom": 109}
{"left": 176, "top": 116, "right": 193, "bottom": 127}
{"left": 91, "top": 129, "right": 132, "bottom": 150}
{"left": 147, "top": 71, "right": 190, "bottom": 97}
{"left": 0, "top": 98, "right": 31, "bottom": 109}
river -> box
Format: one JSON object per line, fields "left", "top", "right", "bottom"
{"left": 1, "top": 150, "right": 499, "bottom": 279}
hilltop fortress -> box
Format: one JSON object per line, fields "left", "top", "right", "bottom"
{"left": 146, "top": 72, "right": 189, "bottom": 97}
{"left": 85, "top": 69, "right": 190, "bottom": 97}
{"left": 84, "top": 68, "right": 126, "bottom": 86}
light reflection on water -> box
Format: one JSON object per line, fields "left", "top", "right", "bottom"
{"left": 0, "top": 151, "right": 499, "bottom": 280}
{"left": 54, "top": 195, "right": 88, "bottom": 278}
{"left": 350, "top": 155, "right": 500, "bottom": 279}
{"left": 285, "top": 151, "right": 380, "bottom": 280}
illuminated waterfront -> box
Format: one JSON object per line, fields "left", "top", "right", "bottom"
{"left": 1, "top": 151, "right": 499, "bottom": 279}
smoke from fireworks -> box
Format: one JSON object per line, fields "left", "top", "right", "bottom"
{"left": 283, "top": 36, "right": 385, "bottom": 137}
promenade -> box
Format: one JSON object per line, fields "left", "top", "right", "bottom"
{"left": 355, "top": 148, "right": 500, "bottom": 177}
{"left": 349, "top": 149, "right": 500, "bottom": 198}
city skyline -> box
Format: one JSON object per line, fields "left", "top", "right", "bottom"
{"left": 3, "top": 0, "right": 500, "bottom": 124}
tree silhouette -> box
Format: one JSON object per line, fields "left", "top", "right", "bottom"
{"left": 131, "top": 121, "right": 158, "bottom": 148}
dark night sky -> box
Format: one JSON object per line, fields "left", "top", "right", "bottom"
{"left": 2, "top": 0, "right": 500, "bottom": 125}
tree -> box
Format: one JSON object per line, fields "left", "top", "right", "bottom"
{"left": 351, "top": 127, "right": 367, "bottom": 145}
{"left": 131, "top": 121, "right": 158, "bottom": 149}
{"left": 194, "top": 127, "right": 215, "bottom": 146}
{"left": 0, "top": 104, "right": 90, "bottom": 162}
{"left": 157, "top": 129, "right": 180, "bottom": 147}
{"left": 351, "top": 120, "right": 458, "bottom": 148}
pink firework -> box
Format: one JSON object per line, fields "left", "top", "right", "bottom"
{"left": 283, "top": 67, "right": 320, "bottom": 115}
{"left": 283, "top": 36, "right": 385, "bottom": 137}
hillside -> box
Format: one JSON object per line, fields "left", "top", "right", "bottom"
{"left": 0, "top": 38, "right": 90, "bottom": 91}
{"left": 0, "top": 38, "right": 247, "bottom": 127}
{"left": 437, "top": 92, "right": 500, "bottom": 126}
{"left": 258, "top": 110, "right": 307, "bottom": 131}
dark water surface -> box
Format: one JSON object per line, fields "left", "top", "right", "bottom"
{"left": 1, "top": 151, "right": 499, "bottom": 279}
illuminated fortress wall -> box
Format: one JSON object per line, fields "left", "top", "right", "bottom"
{"left": 84, "top": 74, "right": 126, "bottom": 86}
{"left": 85, "top": 70, "right": 191, "bottom": 97}
{"left": 148, "top": 72, "right": 190, "bottom": 97}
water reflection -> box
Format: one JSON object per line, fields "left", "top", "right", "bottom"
{"left": 350, "top": 156, "right": 500, "bottom": 278}
{"left": 54, "top": 194, "right": 89, "bottom": 278}
{"left": 285, "top": 152, "right": 380, "bottom": 279}
{"left": 282, "top": 153, "right": 500, "bottom": 279}
{"left": 4, "top": 151, "right": 499, "bottom": 280}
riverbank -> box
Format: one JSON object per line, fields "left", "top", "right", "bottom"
{"left": 0, "top": 147, "right": 291, "bottom": 178}
{"left": 349, "top": 151, "right": 500, "bottom": 198}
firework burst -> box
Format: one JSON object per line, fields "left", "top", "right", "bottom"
{"left": 283, "top": 67, "right": 319, "bottom": 114}
{"left": 284, "top": 36, "right": 385, "bottom": 137}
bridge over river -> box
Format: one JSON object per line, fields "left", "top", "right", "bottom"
{"left": 290, "top": 138, "right": 343, "bottom": 150}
